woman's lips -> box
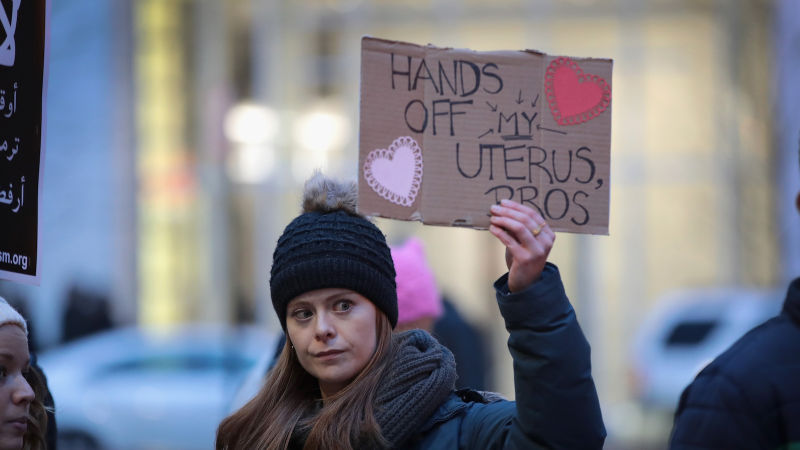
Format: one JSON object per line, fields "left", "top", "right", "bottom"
{"left": 6, "top": 418, "right": 27, "bottom": 433}
{"left": 314, "top": 349, "right": 344, "bottom": 360}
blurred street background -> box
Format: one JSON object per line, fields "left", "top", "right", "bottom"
{"left": 1, "top": 0, "right": 799, "bottom": 448}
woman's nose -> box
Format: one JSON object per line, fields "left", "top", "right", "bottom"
{"left": 314, "top": 313, "right": 336, "bottom": 341}
{"left": 12, "top": 374, "right": 34, "bottom": 405}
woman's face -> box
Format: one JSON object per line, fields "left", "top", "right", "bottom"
{"left": 0, "top": 324, "right": 33, "bottom": 450}
{"left": 286, "top": 288, "right": 378, "bottom": 398}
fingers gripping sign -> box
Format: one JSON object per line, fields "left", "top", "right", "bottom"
{"left": 489, "top": 199, "right": 555, "bottom": 293}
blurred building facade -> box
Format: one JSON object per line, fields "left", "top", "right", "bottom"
{"left": 2, "top": 0, "right": 797, "bottom": 446}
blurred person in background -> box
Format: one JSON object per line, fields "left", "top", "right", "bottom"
{"left": 391, "top": 237, "right": 444, "bottom": 334}
{"left": 434, "top": 296, "right": 489, "bottom": 391}
{"left": 216, "top": 172, "right": 605, "bottom": 449}
{"left": 61, "top": 285, "right": 113, "bottom": 344}
{"left": 391, "top": 237, "right": 490, "bottom": 390}
{"left": 669, "top": 148, "right": 800, "bottom": 449}
{"left": 0, "top": 297, "right": 49, "bottom": 450}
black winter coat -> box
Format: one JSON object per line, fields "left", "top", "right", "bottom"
{"left": 406, "top": 263, "right": 606, "bottom": 449}
{"left": 670, "top": 277, "right": 800, "bottom": 449}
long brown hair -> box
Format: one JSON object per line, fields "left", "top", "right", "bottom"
{"left": 23, "top": 364, "right": 49, "bottom": 450}
{"left": 216, "top": 312, "right": 395, "bottom": 450}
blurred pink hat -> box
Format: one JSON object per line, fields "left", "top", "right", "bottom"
{"left": 391, "top": 237, "right": 443, "bottom": 325}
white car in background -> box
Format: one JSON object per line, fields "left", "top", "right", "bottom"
{"left": 630, "top": 287, "right": 783, "bottom": 411}
{"left": 38, "top": 324, "right": 277, "bottom": 450}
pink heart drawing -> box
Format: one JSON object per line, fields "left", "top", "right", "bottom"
{"left": 545, "top": 57, "right": 611, "bottom": 126}
{"left": 363, "top": 136, "right": 423, "bottom": 207}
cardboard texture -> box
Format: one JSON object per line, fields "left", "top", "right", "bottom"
{"left": 359, "top": 36, "right": 612, "bottom": 235}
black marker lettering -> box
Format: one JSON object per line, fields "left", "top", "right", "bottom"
{"left": 481, "top": 63, "right": 503, "bottom": 94}
{"left": 552, "top": 149, "right": 573, "bottom": 183}
{"left": 521, "top": 112, "right": 537, "bottom": 135}
{"left": 498, "top": 112, "right": 518, "bottom": 136}
{"left": 439, "top": 60, "right": 458, "bottom": 96}
{"left": 544, "top": 188, "right": 569, "bottom": 220}
{"left": 455, "top": 142, "right": 481, "bottom": 178}
{"left": 575, "top": 146, "right": 596, "bottom": 184}
{"left": 517, "top": 186, "right": 543, "bottom": 216}
{"left": 404, "top": 99, "right": 428, "bottom": 133}
{"left": 458, "top": 60, "right": 481, "bottom": 97}
{"left": 571, "top": 190, "right": 590, "bottom": 226}
{"left": 391, "top": 54, "right": 412, "bottom": 90}
{"left": 485, "top": 185, "right": 514, "bottom": 204}
{"left": 503, "top": 144, "right": 526, "bottom": 181}
{"left": 527, "top": 145, "right": 553, "bottom": 184}
{"left": 412, "top": 59, "right": 439, "bottom": 93}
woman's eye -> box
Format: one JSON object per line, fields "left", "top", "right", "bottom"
{"left": 334, "top": 300, "right": 353, "bottom": 312}
{"left": 292, "top": 309, "right": 312, "bottom": 320}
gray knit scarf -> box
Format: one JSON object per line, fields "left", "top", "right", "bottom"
{"left": 374, "top": 329, "right": 457, "bottom": 448}
{"left": 289, "top": 330, "right": 456, "bottom": 449}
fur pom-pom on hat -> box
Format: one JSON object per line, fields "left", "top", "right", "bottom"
{"left": 301, "top": 171, "right": 359, "bottom": 216}
{"left": 270, "top": 171, "right": 398, "bottom": 330}
{"left": 0, "top": 296, "right": 27, "bottom": 335}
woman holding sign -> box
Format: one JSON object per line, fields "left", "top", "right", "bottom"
{"left": 216, "top": 172, "right": 605, "bottom": 450}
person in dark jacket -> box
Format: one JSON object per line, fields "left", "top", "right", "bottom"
{"left": 391, "top": 237, "right": 491, "bottom": 391}
{"left": 216, "top": 172, "right": 605, "bottom": 450}
{"left": 669, "top": 187, "right": 800, "bottom": 449}
{"left": 433, "top": 296, "right": 491, "bottom": 391}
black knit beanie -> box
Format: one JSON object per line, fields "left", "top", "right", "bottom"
{"left": 270, "top": 172, "right": 398, "bottom": 330}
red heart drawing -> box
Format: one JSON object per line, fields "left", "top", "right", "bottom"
{"left": 545, "top": 57, "right": 611, "bottom": 126}
{"left": 363, "top": 136, "right": 423, "bottom": 207}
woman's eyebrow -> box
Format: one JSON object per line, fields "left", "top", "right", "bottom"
{"left": 326, "top": 291, "right": 352, "bottom": 301}
{"left": 288, "top": 300, "right": 311, "bottom": 308}
{"left": 0, "top": 353, "right": 29, "bottom": 367}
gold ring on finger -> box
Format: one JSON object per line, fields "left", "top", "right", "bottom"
{"left": 532, "top": 226, "right": 542, "bottom": 237}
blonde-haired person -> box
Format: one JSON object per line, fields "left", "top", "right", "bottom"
{"left": 0, "top": 298, "right": 47, "bottom": 450}
{"left": 216, "top": 172, "right": 605, "bottom": 449}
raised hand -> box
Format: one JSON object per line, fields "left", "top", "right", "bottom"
{"left": 489, "top": 199, "right": 555, "bottom": 293}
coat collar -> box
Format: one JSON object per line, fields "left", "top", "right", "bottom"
{"left": 418, "top": 392, "right": 470, "bottom": 434}
{"left": 783, "top": 277, "right": 800, "bottom": 324}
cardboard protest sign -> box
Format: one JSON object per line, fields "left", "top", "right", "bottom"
{"left": 0, "top": 0, "right": 50, "bottom": 284}
{"left": 358, "top": 37, "right": 612, "bottom": 234}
